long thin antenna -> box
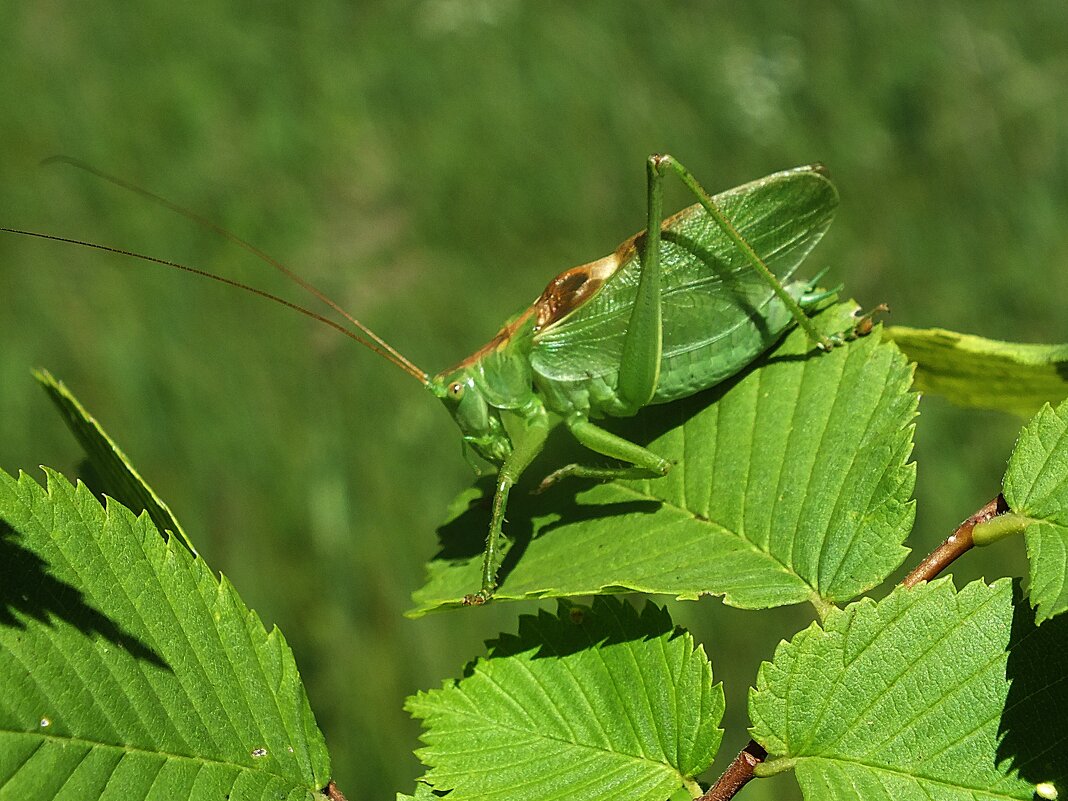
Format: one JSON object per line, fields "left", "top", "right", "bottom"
{"left": 1, "top": 226, "right": 431, "bottom": 385}
{"left": 34, "top": 156, "right": 430, "bottom": 385}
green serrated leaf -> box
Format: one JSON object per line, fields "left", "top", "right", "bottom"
{"left": 395, "top": 782, "right": 438, "bottom": 801}
{"left": 411, "top": 304, "right": 915, "bottom": 615}
{"left": 0, "top": 468, "right": 330, "bottom": 800}
{"left": 750, "top": 578, "right": 1067, "bottom": 800}
{"left": 1002, "top": 398, "right": 1068, "bottom": 622}
{"left": 33, "top": 368, "right": 196, "bottom": 555}
{"left": 883, "top": 326, "right": 1068, "bottom": 417}
{"left": 407, "top": 598, "right": 723, "bottom": 801}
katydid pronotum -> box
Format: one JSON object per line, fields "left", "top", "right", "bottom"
{"left": 3, "top": 154, "right": 860, "bottom": 605}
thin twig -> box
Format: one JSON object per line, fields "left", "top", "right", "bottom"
{"left": 901, "top": 494, "right": 1008, "bottom": 587}
{"left": 700, "top": 495, "right": 1010, "bottom": 800}
{"left": 697, "top": 740, "right": 768, "bottom": 801}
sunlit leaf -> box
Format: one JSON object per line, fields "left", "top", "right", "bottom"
{"left": 884, "top": 326, "right": 1068, "bottom": 417}
{"left": 407, "top": 598, "right": 722, "bottom": 801}
{"left": 412, "top": 304, "right": 916, "bottom": 615}
{"left": 0, "top": 469, "right": 331, "bottom": 800}
{"left": 750, "top": 578, "right": 1066, "bottom": 800}
{"left": 1002, "top": 398, "right": 1068, "bottom": 622}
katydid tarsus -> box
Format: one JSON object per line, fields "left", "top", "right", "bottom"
{"left": 3, "top": 154, "right": 853, "bottom": 605}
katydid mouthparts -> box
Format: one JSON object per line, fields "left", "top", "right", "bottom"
{"left": 3, "top": 154, "right": 860, "bottom": 606}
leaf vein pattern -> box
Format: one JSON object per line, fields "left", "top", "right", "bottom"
{"left": 797, "top": 592, "right": 928, "bottom": 753}
{"left": 783, "top": 346, "right": 846, "bottom": 586}
{"left": 158, "top": 543, "right": 250, "bottom": 761}
{"left": 50, "top": 497, "right": 171, "bottom": 750}
{"left": 587, "top": 610, "right": 646, "bottom": 757}
{"left": 818, "top": 353, "right": 897, "bottom": 593}
{"left": 756, "top": 360, "right": 804, "bottom": 563}
{"left": 51, "top": 740, "right": 96, "bottom": 797}
{"left": 235, "top": 606, "right": 296, "bottom": 771}
{"left": 803, "top": 756, "right": 1028, "bottom": 800}
{"left": 136, "top": 752, "right": 170, "bottom": 800}
{"left": 829, "top": 588, "right": 1004, "bottom": 753}
{"left": 1016, "top": 407, "right": 1068, "bottom": 510}
{"left": 482, "top": 662, "right": 562, "bottom": 735}
{"left": 2, "top": 737, "right": 45, "bottom": 788}
{"left": 5, "top": 731, "right": 290, "bottom": 775}
{"left": 886, "top": 648, "right": 1008, "bottom": 765}
{"left": 657, "top": 633, "right": 682, "bottom": 767}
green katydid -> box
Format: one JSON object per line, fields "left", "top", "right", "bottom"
{"left": 3, "top": 154, "right": 849, "bottom": 605}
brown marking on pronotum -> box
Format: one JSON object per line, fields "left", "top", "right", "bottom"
{"left": 528, "top": 193, "right": 716, "bottom": 338}
{"left": 440, "top": 305, "right": 538, "bottom": 374}
{"left": 439, "top": 251, "right": 621, "bottom": 375}
{"left": 534, "top": 268, "right": 590, "bottom": 327}
{"left": 533, "top": 252, "right": 620, "bottom": 329}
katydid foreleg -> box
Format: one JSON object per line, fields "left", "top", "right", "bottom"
{"left": 467, "top": 408, "right": 551, "bottom": 605}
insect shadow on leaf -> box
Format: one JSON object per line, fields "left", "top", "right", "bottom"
{"left": 0, "top": 519, "right": 167, "bottom": 668}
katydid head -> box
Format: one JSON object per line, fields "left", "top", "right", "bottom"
{"left": 429, "top": 368, "right": 512, "bottom": 465}
{"left": 429, "top": 315, "right": 541, "bottom": 466}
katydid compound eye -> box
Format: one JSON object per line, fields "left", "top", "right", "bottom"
{"left": 449, "top": 381, "right": 465, "bottom": 399}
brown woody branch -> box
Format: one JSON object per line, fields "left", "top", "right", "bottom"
{"left": 697, "top": 740, "right": 768, "bottom": 801}
{"left": 901, "top": 494, "right": 1008, "bottom": 587}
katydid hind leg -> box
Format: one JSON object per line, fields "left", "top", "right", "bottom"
{"left": 650, "top": 154, "right": 836, "bottom": 351}
{"left": 536, "top": 416, "right": 670, "bottom": 493}
{"left": 616, "top": 157, "right": 668, "bottom": 414}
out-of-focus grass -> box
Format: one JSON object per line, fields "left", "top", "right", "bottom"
{"left": 1, "top": 3, "right": 1065, "bottom": 798}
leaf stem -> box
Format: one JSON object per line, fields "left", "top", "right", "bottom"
{"left": 901, "top": 494, "right": 1008, "bottom": 587}
{"left": 972, "top": 512, "right": 1035, "bottom": 545}
{"left": 808, "top": 592, "right": 838, "bottom": 622}
{"left": 697, "top": 740, "right": 768, "bottom": 801}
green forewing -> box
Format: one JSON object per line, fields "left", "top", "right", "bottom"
{"left": 531, "top": 166, "right": 838, "bottom": 408}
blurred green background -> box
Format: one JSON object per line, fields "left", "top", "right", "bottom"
{"left": 1, "top": 3, "right": 1065, "bottom": 798}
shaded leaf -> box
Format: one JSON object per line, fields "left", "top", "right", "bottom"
{"left": 407, "top": 598, "right": 722, "bottom": 801}
{"left": 34, "top": 368, "right": 195, "bottom": 555}
{"left": 0, "top": 468, "right": 330, "bottom": 800}
{"left": 412, "top": 304, "right": 915, "bottom": 615}
{"left": 883, "top": 326, "right": 1068, "bottom": 417}
{"left": 1002, "top": 398, "right": 1068, "bottom": 622}
{"left": 750, "top": 578, "right": 1066, "bottom": 800}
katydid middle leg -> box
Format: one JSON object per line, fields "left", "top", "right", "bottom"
{"left": 536, "top": 416, "right": 671, "bottom": 493}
